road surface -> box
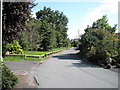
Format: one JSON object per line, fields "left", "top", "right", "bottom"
{"left": 31, "top": 47, "right": 118, "bottom": 88}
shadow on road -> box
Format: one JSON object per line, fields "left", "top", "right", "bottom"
{"left": 67, "top": 61, "right": 100, "bottom": 68}
{"left": 52, "top": 53, "right": 80, "bottom": 60}
{"left": 52, "top": 53, "right": 100, "bottom": 68}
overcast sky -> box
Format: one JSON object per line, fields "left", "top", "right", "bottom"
{"left": 32, "top": 0, "right": 119, "bottom": 39}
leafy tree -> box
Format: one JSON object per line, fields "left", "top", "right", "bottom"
{"left": 2, "top": 2, "right": 35, "bottom": 55}
{"left": 79, "top": 32, "right": 99, "bottom": 53}
{"left": 39, "top": 21, "right": 57, "bottom": 50}
{"left": 63, "top": 38, "right": 71, "bottom": 47}
{"left": 85, "top": 15, "right": 117, "bottom": 33}
{"left": 18, "top": 30, "right": 30, "bottom": 50}
{"left": 36, "top": 7, "right": 70, "bottom": 50}
{"left": 113, "top": 34, "right": 120, "bottom": 63}
{"left": 55, "top": 31, "right": 64, "bottom": 47}
{"left": 25, "top": 18, "right": 41, "bottom": 51}
{"left": 2, "top": 2, "right": 34, "bottom": 43}
{"left": 71, "top": 40, "right": 79, "bottom": 47}
{"left": 80, "top": 28, "right": 118, "bottom": 64}
{"left": 92, "top": 29, "right": 117, "bottom": 57}
{"left": 36, "top": 7, "right": 68, "bottom": 32}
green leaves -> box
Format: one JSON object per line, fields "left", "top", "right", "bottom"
{"left": 36, "top": 7, "right": 70, "bottom": 50}
{"left": 3, "top": 2, "right": 34, "bottom": 43}
{"left": 85, "top": 15, "right": 117, "bottom": 33}
{"left": 2, "top": 64, "right": 18, "bottom": 89}
{"left": 6, "top": 40, "right": 24, "bottom": 54}
{"left": 80, "top": 28, "right": 118, "bottom": 63}
{"left": 80, "top": 15, "right": 118, "bottom": 63}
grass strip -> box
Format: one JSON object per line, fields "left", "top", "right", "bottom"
{"left": 4, "top": 47, "right": 69, "bottom": 61}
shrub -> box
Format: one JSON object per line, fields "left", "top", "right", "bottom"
{"left": 6, "top": 40, "right": 24, "bottom": 54}
{"left": 86, "top": 46, "right": 96, "bottom": 57}
{"left": 2, "top": 64, "right": 18, "bottom": 89}
{"left": 113, "top": 55, "right": 120, "bottom": 63}
{"left": 80, "top": 29, "right": 118, "bottom": 65}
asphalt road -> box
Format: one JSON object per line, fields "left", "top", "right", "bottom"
{"left": 32, "top": 47, "right": 118, "bottom": 88}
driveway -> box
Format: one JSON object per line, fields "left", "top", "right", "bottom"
{"left": 32, "top": 47, "right": 118, "bottom": 88}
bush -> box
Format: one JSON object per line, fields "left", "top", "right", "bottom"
{"left": 6, "top": 40, "right": 24, "bottom": 54}
{"left": 86, "top": 46, "right": 96, "bottom": 57}
{"left": 2, "top": 64, "right": 18, "bottom": 89}
{"left": 113, "top": 55, "right": 120, "bottom": 63}
{"left": 80, "top": 29, "right": 118, "bottom": 65}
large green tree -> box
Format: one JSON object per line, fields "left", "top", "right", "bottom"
{"left": 2, "top": 2, "right": 35, "bottom": 43}
{"left": 36, "top": 7, "right": 70, "bottom": 50}
{"left": 79, "top": 15, "right": 118, "bottom": 64}
{"left": 2, "top": 2, "right": 35, "bottom": 54}
{"left": 39, "top": 20, "right": 57, "bottom": 50}
{"left": 20, "top": 18, "right": 41, "bottom": 51}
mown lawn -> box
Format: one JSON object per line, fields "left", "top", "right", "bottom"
{"left": 4, "top": 47, "right": 69, "bottom": 61}
{"left": 3, "top": 56, "right": 48, "bottom": 61}
{"left": 24, "top": 47, "right": 67, "bottom": 55}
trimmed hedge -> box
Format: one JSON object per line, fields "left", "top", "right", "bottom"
{"left": 2, "top": 64, "right": 18, "bottom": 89}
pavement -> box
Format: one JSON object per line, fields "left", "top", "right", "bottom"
{"left": 4, "top": 60, "right": 43, "bottom": 88}
{"left": 32, "top": 47, "right": 118, "bottom": 88}
{"left": 4, "top": 47, "right": 119, "bottom": 88}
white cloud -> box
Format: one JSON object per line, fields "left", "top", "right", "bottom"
{"left": 85, "top": 0, "right": 118, "bottom": 23}
{"left": 78, "top": 0, "right": 119, "bottom": 35}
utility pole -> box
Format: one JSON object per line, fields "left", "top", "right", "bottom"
{"left": 0, "top": 0, "right": 3, "bottom": 62}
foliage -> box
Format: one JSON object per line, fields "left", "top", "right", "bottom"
{"left": 6, "top": 40, "right": 24, "bottom": 54}
{"left": 2, "top": 2, "right": 35, "bottom": 55}
{"left": 88, "top": 29, "right": 117, "bottom": 62}
{"left": 79, "top": 15, "right": 118, "bottom": 64}
{"left": 113, "top": 35, "right": 120, "bottom": 63}
{"left": 79, "top": 32, "right": 99, "bottom": 53}
{"left": 25, "top": 18, "right": 41, "bottom": 51}
{"left": 19, "top": 18, "right": 42, "bottom": 51}
{"left": 2, "top": 2, "right": 35, "bottom": 43}
{"left": 71, "top": 39, "right": 80, "bottom": 47}
{"left": 84, "top": 15, "right": 117, "bottom": 33}
{"left": 18, "top": 30, "right": 31, "bottom": 50}
{"left": 36, "top": 7, "right": 70, "bottom": 50}
{"left": 63, "top": 38, "right": 71, "bottom": 47}
{"left": 2, "top": 64, "right": 18, "bottom": 89}
{"left": 39, "top": 21, "right": 57, "bottom": 50}
{"left": 18, "top": 7, "right": 70, "bottom": 51}
{"left": 80, "top": 29, "right": 118, "bottom": 64}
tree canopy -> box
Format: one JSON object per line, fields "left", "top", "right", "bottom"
{"left": 35, "top": 7, "right": 70, "bottom": 50}
{"left": 79, "top": 15, "right": 118, "bottom": 65}
{"left": 18, "top": 7, "right": 71, "bottom": 51}
{"left": 84, "top": 15, "right": 117, "bottom": 33}
{"left": 2, "top": 2, "right": 35, "bottom": 43}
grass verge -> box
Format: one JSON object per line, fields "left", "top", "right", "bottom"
{"left": 24, "top": 47, "right": 67, "bottom": 55}
{"left": 4, "top": 47, "right": 69, "bottom": 61}
{"left": 4, "top": 56, "right": 49, "bottom": 61}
